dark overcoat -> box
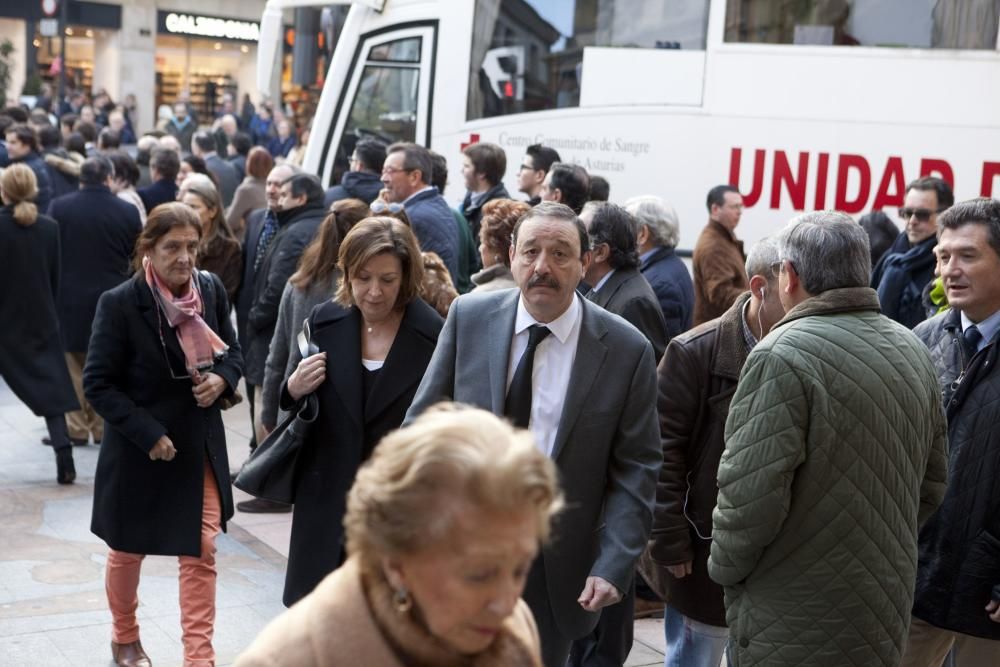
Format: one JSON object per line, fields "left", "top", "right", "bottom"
{"left": 282, "top": 298, "right": 443, "bottom": 606}
{"left": 586, "top": 266, "right": 668, "bottom": 363}
{"left": 84, "top": 272, "right": 243, "bottom": 557}
{"left": 48, "top": 184, "right": 142, "bottom": 352}
{"left": 0, "top": 207, "right": 78, "bottom": 416}
{"left": 235, "top": 207, "right": 266, "bottom": 351}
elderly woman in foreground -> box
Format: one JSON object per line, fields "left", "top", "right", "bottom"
{"left": 235, "top": 405, "right": 562, "bottom": 667}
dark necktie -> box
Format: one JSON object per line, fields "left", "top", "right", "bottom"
{"left": 505, "top": 325, "right": 552, "bottom": 429}
{"left": 963, "top": 324, "right": 983, "bottom": 363}
{"left": 253, "top": 209, "right": 279, "bottom": 273}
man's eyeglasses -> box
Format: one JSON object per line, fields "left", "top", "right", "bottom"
{"left": 371, "top": 200, "right": 404, "bottom": 214}
{"left": 898, "top": 207, "right": 947, "bottom": 222}
{"left": 381, "top": 166, "right": 414, "bottom": 176}
{"left": 770, "top": 259, "right": 797, "bottom": 276}
{"left": 518, "top": 163, "right": 538, "bottom": 172}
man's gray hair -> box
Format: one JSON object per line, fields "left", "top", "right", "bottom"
{"left": 624, "top": 195, "right": 679, "bottom": 250}
{"left": 745, "top": 237, "right": 780, "bottom": 283}
{"left": 777, "top": 211, "right": 871, "bottom": 295}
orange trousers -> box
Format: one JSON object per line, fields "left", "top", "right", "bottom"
{"left": 105, "top": 464, "right": 222, "bottom": 667}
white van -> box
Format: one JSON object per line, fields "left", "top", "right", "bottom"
{"left": 259, "top": 0, "right": 1000, "bottom": 248}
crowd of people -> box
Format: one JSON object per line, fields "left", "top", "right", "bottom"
{"left": 0, "top": 88, "right": 998, "bottom": 667}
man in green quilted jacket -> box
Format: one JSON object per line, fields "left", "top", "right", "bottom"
{"left": 708, "top": 211, "right": 949, "bottom": 666}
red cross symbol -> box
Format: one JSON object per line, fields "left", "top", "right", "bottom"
{"left": 461, "top": 133, "right": 480, "bottom": 151}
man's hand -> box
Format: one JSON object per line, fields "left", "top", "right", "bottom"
{"left": 667, "top": 561, "right": 693, "bottom": 579}
{"left": 192, "top": 372, "right": 228, "bottom": 408}
{"left": 577, "top": 576, "right": 622, "bottom": 612}
{"left": 986, "top": 594, "right": 1000, "bottom": 623}
{"left": 149, "top": 435, "right": 176, "bottom": 461}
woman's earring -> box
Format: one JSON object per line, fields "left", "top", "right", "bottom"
{"left": 393, "top": 587, "right": 412, "bottom": 614}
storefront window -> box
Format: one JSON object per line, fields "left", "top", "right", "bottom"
{"left": 467, "top": 0, "right": 710, "bottom": 121}
{"left": 724, "top": 0, "right": 1000, "bottom": 49}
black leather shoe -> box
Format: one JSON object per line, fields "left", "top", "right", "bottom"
{"left": 111, "top": 639, "right": 151, "bottom": 667}
{"left": 42, "top": 436, "right": 89, "bottom": 447}
{"left": 237, "top": 498, "right": 292, "bottom": 513}
{"left": 55, "top": 448, "right": 76, "bottom": 485}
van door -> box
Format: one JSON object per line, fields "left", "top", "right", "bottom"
{"left": 316, "top": 23, "right": 437, "bottom": 187}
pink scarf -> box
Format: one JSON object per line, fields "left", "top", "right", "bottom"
{"left": 144, "top": 256, "right": 228, "bottom": 375}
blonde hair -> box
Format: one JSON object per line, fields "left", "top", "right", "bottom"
{"left": 335, "top": 216, "right": 424, "bottom": 309}
{"left": 1, "top": 164, "right": 39, "bottom": 226}
{"left": 345, "top": 404, "right": 563, "bottom": 565}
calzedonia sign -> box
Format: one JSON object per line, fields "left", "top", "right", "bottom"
{"left": 157, "top": 11, "right": 260, "bottom": 42}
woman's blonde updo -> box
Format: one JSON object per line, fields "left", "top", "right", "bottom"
{"left": 1, "top": 164, "right": 39, "bottom": 227}
{"left": 344, "top": 404, "right": 563, "bottom": 567}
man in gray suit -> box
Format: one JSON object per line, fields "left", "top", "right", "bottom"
{"left": 192, "top": 130, "right": 240, "bottom": 208}
{"left": 407, "top": 201, "right": 661, "bottom": 666}
{"left": 581, "top": 201, "right": 668, "bottom": 364}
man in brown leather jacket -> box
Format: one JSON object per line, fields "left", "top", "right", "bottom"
{"left": 692, "top": 185, "right": 748, "bottom": 325}
{"left": 639, "top": 238, "right": 784, "bottom": 665}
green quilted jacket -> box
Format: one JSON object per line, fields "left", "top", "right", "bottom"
{"left": 708, "top": 287, "right": 948, "bottom": 666}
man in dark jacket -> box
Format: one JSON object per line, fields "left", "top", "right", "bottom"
{"left": 518, "top": 143, "right": 561, "bottom": 206}
{"left": 192, "top": 131, "right": 240, "bottom": 208}
{"left": 639, "top": 239, "right": 784, "bottom": 667}
{"left": 165, "top": 102, "right": 196, "bottom": 153}
{"left": 580, "top": 201, "right": 668, "bottom": 363}
{"left": 5, "top": 123, "right": 54, "bottom": 213}
{"left": 39, "top": 125, "right": 79, "bottom": 198}
{"left": 324, "top": 138, "right": 385, "bottom": 208}
{"left": 692, "top": 185, "right": 747, "bottom": 325}
{"left": 904, "top": 198, "right": 1000, "bottom": 666}
{"left": 873, "top": 176, "right": 954, "bottom": 330}
{"left": 540, "top": 161, "right": 589, "bottom": 214}
{"left": 48, "top": 156, "right": 141, "bottom": 446}
{"left": 628, "top": 195, "right": 695, "bottom": 342}
{"left": 137, "top": 148, "right": 180, "bottom": 213}
{"left": 245, "top": 173, "right": 324, "bottom": 463}
{"left": 381, "top": 142, "right": 460, "bottom": 280}
{"left": 459, "top": 141, "right": 510, "bottom": 240}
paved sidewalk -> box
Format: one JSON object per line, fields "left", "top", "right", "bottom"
{"left": 0, "top": 378, "right": 667, "bottom": 666}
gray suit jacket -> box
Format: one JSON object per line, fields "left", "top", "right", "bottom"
{"left": 206, "top": 153, "right": 241, "bottom": 208}
{"left": 406, "top": 289, "right": 661, "bottom": 639}
{"left": 586, "top": 267, "right": 668, "bottom": 364}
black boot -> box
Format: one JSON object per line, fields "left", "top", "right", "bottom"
{"left": 55, "top": 447, "right": 76, "bottom": 485}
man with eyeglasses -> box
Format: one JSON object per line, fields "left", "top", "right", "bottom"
{"left": 518, "top": 143, "right": 561, "bottom": 206}
{"left": 323, "top": 138, "right": 385, "bottom": 208}
{"left": 709, "top": 212, "right": 947, "bottom": 666}
{"left": 380, "top": 142, "right": 460, "bottom": 281}
{"left": 872, "top": 176, "right": 954, "bottom": 329}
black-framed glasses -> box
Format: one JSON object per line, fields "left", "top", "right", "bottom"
{"left": 898, "top": 207, "right": 947, "bottom": 222}
{"left": 370, "top": 200, "right": 404, "bottom": 214}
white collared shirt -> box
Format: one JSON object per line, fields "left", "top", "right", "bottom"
{"left": 590, "top": 268, "right": 616, "bottom": 294}
{"left": 507, "top": 293, "right": 583, "bottom": 457}
{"left": 961, "top": 308, "right": 1000, "bottom": 352}
{"left": 402, "top": 185, "right": 435, "bottom": 206}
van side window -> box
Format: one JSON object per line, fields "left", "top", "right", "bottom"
{"left": 724, "top": 0, "right": 1000, "bottom": 49}
{"left": 467, "top": 0, "right": 710, "bottom": 121}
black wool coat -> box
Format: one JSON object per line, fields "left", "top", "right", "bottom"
{"left": 282, "top": 298, "right": 443, "bottom": 607}
{"left": 235, "top": 207, "right": 266, "bottom": 352}
{"left": 84, "top": 273, "right": 243, "bottom": 557}
{"left": 0, "top": 207, "right": 78, "bottom": 416}
{"left": 48, "top": 185, "right": 142, "bottom": 352}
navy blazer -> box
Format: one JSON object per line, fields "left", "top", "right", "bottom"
{"left": 48, "top": 185, "right": 142, "bottom": 352}
{"left": 137, "top": 178, "right": 179, "bottom": 215}
{"left": 641, "top": 246, "right": 695, "bottom": 342}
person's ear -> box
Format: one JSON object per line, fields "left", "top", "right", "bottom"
{"left": 380, "top": 555, "right": 408, "bottom": 591}
{"left": 553, "top": 188, "right": 563, "bottom": 203}
{"left": 580, "top": 248, "right": 592, "bottom": 276}
{"left": 593, "top": 242, "right": 610, "bottom": 265}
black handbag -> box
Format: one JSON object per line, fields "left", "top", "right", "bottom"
{"left": 233, "top": 317, "right": 321, "bottom": 504}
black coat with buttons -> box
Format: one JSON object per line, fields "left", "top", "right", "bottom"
{"left": 84, "top": 273, "right": 243, "bottom": 557}
{"left": 913, "top": 308, "right": 1000, "bottom": 639}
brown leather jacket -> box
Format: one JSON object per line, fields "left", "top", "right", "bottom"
{"left": 692, "top": 219, "right": 748, "bottom": 325}
{"left": 639, "top": 292, "right": 751, "bottom": 627}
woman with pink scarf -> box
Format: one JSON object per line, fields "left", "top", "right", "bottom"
{"left": 83, "top": 203, "right": 244, "bottom": 667}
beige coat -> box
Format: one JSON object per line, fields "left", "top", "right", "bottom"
{"left": 235, "top": 557, "right": 543, "bottom": 667}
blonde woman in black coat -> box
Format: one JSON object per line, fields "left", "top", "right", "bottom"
{"left": 83, "top": 203, "right": 243, "bottom": 667}
{"left": 0, "top": 164, "right": 78, "bottom": 484}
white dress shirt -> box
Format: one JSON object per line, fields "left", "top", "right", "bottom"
{"left": 507, "top": 293, "right": 583, "bottom": 457}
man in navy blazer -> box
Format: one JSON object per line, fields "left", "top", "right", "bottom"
{"left": 407, "top": 202, "right": 660, "bottom": 666}
{"left": 137, "top": 148, "right": 180, "bottom": 215}
{"left": 48, "top": 156, "right": 142, "bottom": 446}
